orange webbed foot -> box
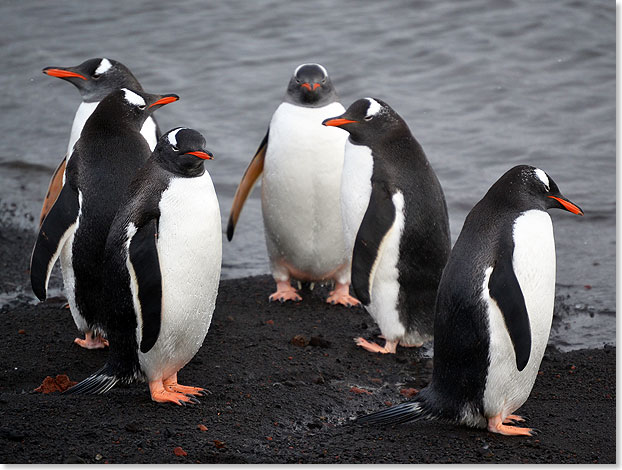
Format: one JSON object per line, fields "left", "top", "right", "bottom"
{"left": 163, "top": 376, "right": 209, "bottom": 397}
{"left": 488, "top": 414, "right": 538, "bottom": 436}
{"left": 503, "top": 414, "right": 527, "bottom": 424}
{"left": 269, "top": 280, "right": 302, "bottom": 303}
{"left": 354, "top": 337, "right": 398, "bottom": 354}
{"left": 74, "top": 332, "right": 109, "bottom": 349}
{"left": 326, "top": 282, "right": 360, "bottom": 307}
{"left": 149, "top": 380, "right": 200, "bottom": 406}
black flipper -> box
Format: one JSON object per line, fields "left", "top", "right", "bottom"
{"left": 30, "top": 182, "right": 80, "bottom": 301}
{"left": 351, "top": 183, "right": 396, "bottom": 306}
{"left": 488, "top": 245, "right": 531, "bottom": 371}
{"left": 128, "top": 219, "right": 162, "bottom": 354}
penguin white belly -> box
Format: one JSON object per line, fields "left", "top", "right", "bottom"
{"left": 261, "top": 101, "right": 348, "bottom": 280}
{"left": 483, "top": 210, "right": 555, "bottom": 418}
{"left": 67, "top": 101, "right": 99, "bottom": 159}
{"left": 340, "top": 140, "right": 373, "bottom": 257}
{"left": 138, "top": 172, "right": 222, "bottom": 381}
{"left": 368, "top": 192, "right": 406, "bottom": 341}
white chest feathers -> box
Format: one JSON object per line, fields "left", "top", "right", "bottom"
{"left": 261, "top": 101, "right": 350, "bottom": 279}
{"left": 340, "top": 139, "right": 374, "bottom": 255}
{"left": 482, "top": 209, "right": 556, "bottom": 419}
{"left": 137, "top": 172, "right": 222, "bottom": 381}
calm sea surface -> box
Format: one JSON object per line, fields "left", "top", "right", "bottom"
{"left": 0, "top": 0, "right": 614, "bottom": 350}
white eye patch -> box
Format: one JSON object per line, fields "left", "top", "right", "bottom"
{"left": 534, "top": 168, "right": 550, "bottom": 190}
{"left": 365, "top": 97, "right": 382, "bottom": 118}
{"left": 95, "top": 58, "right": 113, "bottom": 75}
{"left": 121, "top": 88, "right": 146, "bottom": 107}
{"left": 167, "top": 127, "right": 187, "bottom": 147}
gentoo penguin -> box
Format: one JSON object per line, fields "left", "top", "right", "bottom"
{"left": 66, "top": 128, "right": 220, "bottom": 405}
{"left": 323, "top": 98, "right": 450, "bottom": 353}
{"left": 226, "top": 63, "right": 359, "bottom": 306}
{"left": 30, "top": 88, "right": 178, "bottom": 349}
{"left": 356, "top": 165, "right": 583, "bottom": 436}
{"left": 39, "top": 57, "right": 162, "bottom": 225}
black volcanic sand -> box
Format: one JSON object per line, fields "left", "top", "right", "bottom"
{"left": 0, "top": 224, "right": 616, "bottom": 464}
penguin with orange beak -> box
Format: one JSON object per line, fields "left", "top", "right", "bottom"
{"left": 30, "top": 88, "right": 178, "bottom": 350}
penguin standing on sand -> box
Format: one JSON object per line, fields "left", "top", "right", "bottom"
{"left": 67, "top": 128, "right": 221, "bottom": 405}
{"left": 39, "top": 57, "right": 162, "bottom": 225}
{"left": 356, "top": 165, "right": 583, "bottom": 436}
{"left": 227, "top": 63, "right": 359, "bottom": 306}
{"left": 30, "top": 88, "right": 178, "bottom": 349}
{"left": 323, "top": 98, "right": 450, "bottom": 353}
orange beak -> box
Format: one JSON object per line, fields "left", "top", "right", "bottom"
{"left": 43, "top": 68, "right": 87, "bottom": 80}
{"left": 149, "top": 95, "right": 179, "bottom": 108}
{"left": 548, "top": 195, "right": 584, "bottom": 215}
{"left": 322, "top": 118, "right": 358, "bottom": 127}
{"left": 186, "top": 151, "right": 214, "bottom": 160}
{"left": 301, "top": 83, "right": 321, "bottom": 91}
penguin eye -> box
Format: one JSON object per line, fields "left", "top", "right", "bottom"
{"left": 321, "top": 77, "right": 327, "bottom": 84}
{"left": 92, "top": 72, "right": 101, "bottom": 79}
{"left": 171, "top": 145, "right": 179, "bottom": 152}
{"left": 295, "top": 78, "right": 301, "bottom": 84}
{"left": 364, "top": 115, "right": 373, "bottom": 121}
{"left": 137, "top": 104, "right": 146, "bottom": 111}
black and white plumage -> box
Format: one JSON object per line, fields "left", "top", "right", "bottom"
{"left": 323, "top": 98, "right": 450, "bottom": 353}
{"left": 66, "top": 128, "right": 221, "bottom": 405}
{"left": 39, "top": 57, "right": 162, "bottom": 226}
{"left": 227, "top": 63, "right": 359, "bottom": 306}
{"left": 356, "top": 165, "right": 583, "bottom": 436}
{"left": 30, "top": 88, "right": 178, "bottom": 350}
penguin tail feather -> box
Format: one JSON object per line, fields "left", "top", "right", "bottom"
{"left": 64, "top": 365, "right": 120, "bottom": 395}
{"left": 356, "top": 394, "right": 438, "bottom": 426}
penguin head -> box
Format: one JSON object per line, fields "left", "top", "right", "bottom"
{"left": 285, "top": 63, "right": 338, "bottom": 107}
{"left": 43, "top": 58, "right": 143, "bottom": 102}
{"left": 95, "top": 87, "right": 178, "bottom": 129}
{"left": 154, "top": 128, "right": 214, "bottom": 177}
{"left": 496, "top": 165, "right": 584, "bottom": 215}
{"left": 322, "top": 97, "right": 407, "bottom": 145}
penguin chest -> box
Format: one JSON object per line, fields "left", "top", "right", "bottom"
{"left": 138, "top": 173, "right": 222, "bottom": 380}
{"left": 367, "top": 192, "right": 407, "bottom": 341}
{"left": 340, "top": 140, "right": 374, "bottom": 256}
{"left": 483, "top": 210, "right": 556, "bottom": 418}
{"left": 261, "top": 102, "right": 348, "bottom": 276}
{"left": 67, "top": 101, "right": 99, "bottom": 159}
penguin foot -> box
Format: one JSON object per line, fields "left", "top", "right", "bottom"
{"left": 149, "top": 380, "right": 200, "bottom": 406}
{"left": 269, "top": 281, "right": 302, "bottom": 303}
{"left": 74, "top": 332, "right": 109, "bottom": 349}
{"left": 503, "top": 414, "right": 526, "bottom": 424}
{"left": 326, "top": 282, "right": 361, "bottom": 307}
{"left": 488, "top": 414, "right": 536, "bottom": 436}
{"left": 354, "top": 337, "right": 398, "bottom": 354}
{"left": 399, "top": 340, "right": 424, "bottom": 348}
{"left": 164, "top": 382, "right": 207, "bottom": 397}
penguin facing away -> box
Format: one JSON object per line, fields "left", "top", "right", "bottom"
{"left": 323, "top": 98, "right": 450, "bottom": 353}
{"left": 356, "top": 165, "right": 583, "bottom": 436}
{"left": 30, "top": 88, "right": 178, "bottom": 350}
{"left": 39, "top": 57, "right": 163, "bottom": 226}
{"left": 227, "top": 63, "right": 360, "bottom": 307}
{"left": 66, "top": 128, "right": 221, "bottom": 405}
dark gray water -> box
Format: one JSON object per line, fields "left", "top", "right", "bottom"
{"left": 0, "top": 0, "right": 614, "bottom": 351}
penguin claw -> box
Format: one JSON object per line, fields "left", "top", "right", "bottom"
{"left": 188, "top": 397, "right": 201, "bottom": 405}
{"left": 528, "top": 428, "right": 541, "bottom": 436}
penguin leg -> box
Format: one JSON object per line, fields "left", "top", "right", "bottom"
{"left": 326, "top": 282, "right": 361, "bottom": 307}
{"left": 163, "top": 372, "right": 208, "bottom": 397}
{"left": 149, "top": 379, "right": 200, "bottom": 406}
{"left": 354, "top": 337, "right": 399, "bottom": 354}
{"left": 269, "top": 280, "right": 302, "bottom": 303}
{"left": 487, "top": 414, "right": 537, "bottom": 436}
{"left": 74, "top": 331, "right": 109, "bottom": 349}
{"left": 378, "top": 335, "right": 424, "bottom": 348}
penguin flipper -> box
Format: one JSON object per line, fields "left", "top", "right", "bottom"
{"left": 488, "top": 249, "right": 531, "bottom": 371}
{"left": 38, "top": 155, "right": 67, "bottom": 227}
{"left": 128, "top": 218, "right": 162, "bottom": 354}
{"left": 64, "top": 365, "right": 119, "bottom": 395}
{"left": 226, "top": 130, "right": 268, "bottom": 241}
{"left": 351, "top": 184, "right": 396, "bottom": 305}
{"left": 30, "top": 181, "right": 80, "bottom": 301}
